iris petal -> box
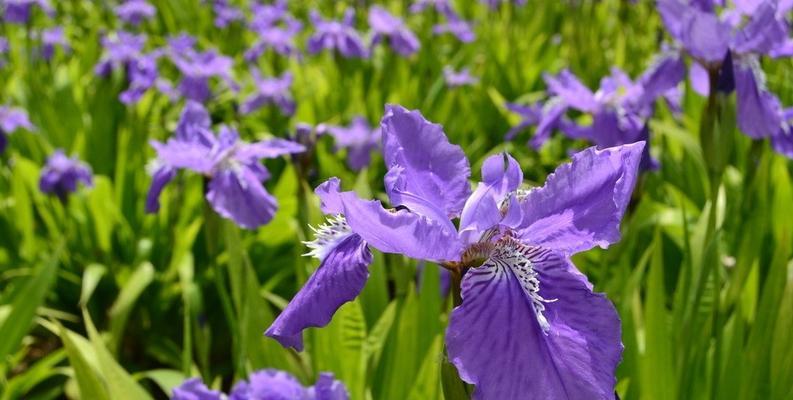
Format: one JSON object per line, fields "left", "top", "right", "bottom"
{"left": 266, "top": 233, "right": 371, "bottom": 350}
{"left": 735, "top": 61, "right": 783, "bottom": 138}
{"left": 446, "top": 240, "right": 621, "bottom": 399}
{"left": 235, "top": 138, "right": 305, "bottom": 161}
{"left": 731, "top": 2, "right": 788, "bottom": 55}
{"left": 312, "top": 373, "right": 351, "bottom": 400}
{"left": 206, "top": 167, "right": 278, "bottom": 229}
{"left": 151, "top": 139, "right": 214, "bottom": 174}
{"left": 459, "top": 153, "right": 522, "bottom": 243}
{"left": 315, "top": 177, "right": 345, "bottom": 215}
{"left": 172, "top": 378, "right": 223, "bottom": 400}
{"left": 543, "top": 70, "right": 598, "bottom": 113}
{"left": 339, "top": 190, "right": 462, "bottom": 262}
{"left": 381, "top": 105, "right": 472, "bottom": 217}
{"left": 511, "top": 143, "right": 643, "bottom": 255}
{"left": 145, "top": 165, "right": 176, "bottom": 213}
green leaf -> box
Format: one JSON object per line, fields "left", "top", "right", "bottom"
{"left": 440, "top": 348, "right": 473, "bottom": 400}
{"left": 0, "top": 249, "right": 60, "bottom": 362}
{"left": 313, "top": 299, "right": 366, "bottom": 399}
{"left": 108, "top": 262, "right": 155, "bottom": 354}
{"left": 641, "top": 232, "right": 677, "bottom": 400}
{"left": 1, "top": 348, "right": 67, "bottom": 400}
{"left": 83, "top": 309, "right": 153, "bottom": 400}
{"left": 59, "top": 325, "right": 110, "bottom": 400}
{"left": 86, "top": 176, "right": 118, "bottom": 253}
{"left": 79, "top": 263, "right": 107, "bottom": 306}
{"left": 407, "top": 335, "right": 443, "bottom": 400}
{"left": 137, "top": 369, "right": 188, "bottom": 398}
{"left": 360, "top": 301, "right": 397, "bottom": 372}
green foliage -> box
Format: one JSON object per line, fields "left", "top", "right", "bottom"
{"left": 1, "top": 0, "right": 793, "bottom": 399}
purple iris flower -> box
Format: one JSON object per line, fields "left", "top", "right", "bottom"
{"left": 658, "top": 0, "right": 793, "bottom": 156}
{"left": 432, "top": 13, "right": 476, "bottom": 43}
{"left": 146, "top": 102, "right": 305, "bottom": 229}
{"left": 508, "top": 57, "right": 684, "bottom": 170}
{"left": 240, "top": 70, "right": 295, "bottom": 116}
{"left": 211, "top": 0, "right": 244, "bottom": 28}
{"left": 39, "top": 150, "right": 93, "bottom": 201}
{"left": 166, "top": 33, "right": 197, "bottom": 55}
{"left": 443, "top": 66, "right": 478, "bottom": 88}
{"left": 504, "top": 102, "right": 543, "bottom": 142}
{"left": 172, "top": 378, "right": 223, "bottom": 400}
{"left": 266, "top": 105, "right": 643, "bottom": 398}
{"left": 94, "top": 31, "right": 147, "bottom": 77}
{"left": 245, "top": 0, "right": 302, "bottom": 61}
{"left": 410, "top": 0, "right": 454, "bottom": 14}
{"left": 169, "top": 46, "right": 236, "bottom": 103}
{"left": 481, "top": 0, "right": 527, "bottom": 9}
{"left": 245, "top": 19, "right": 302, "bottom": 61}
{"left": 120, "top": 53, "right": 159, "bottom": 104}
{"left": 416, "top": 1, "right": 475, "bottom": 44}
{"left": 324, "top": 116, "right": 380, "bottom": 171}
{"left": 40, "top": 26, "right": 69, "bottom": 61}
{"left": 368, "top": 6, "right": 420, "bottom": 56}
{"left": 771, "top": 108, "right": 793, "bottom": 157}
{"left": 172, "top": 370, "right": 348, "bottom": 400}
{"left": 114, "top": 0, "right": 156, "bottom": 26}
{"left": 3, "top": 0, "right": 53, "bottom": 24}
{"left": 307, "top": 9, "right": 368, "bottom": 59}
{"left": 249, "top": 0, "right": 288, "bottom": 27}
{"left": 0, "top": 37, "right": 8, "bottom": 67}
{"left": 229, "top": 370, "right": 349, "bottom": 400}
{"left": 95, "top": 31, "right": 161, "bottom": 104}
{"left": 0, "top": 106, "right": 34, "bottom": 153}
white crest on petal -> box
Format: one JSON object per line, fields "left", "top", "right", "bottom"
{"left": 303, "top": 214, "right": 353, "bottom": 261}
{"left": 488, "top": 236, "right": 557, "bottom": 333}
{"left": 513, "top": 188, "right": 532, "bottom": 202}
{"left": 145, "top": 158, "right": 165, "bottom": 176}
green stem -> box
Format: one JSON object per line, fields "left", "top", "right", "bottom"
{"left": 698, "top": 68, "right": 726, "bottom": 400}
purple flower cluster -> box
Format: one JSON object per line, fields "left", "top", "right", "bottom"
{"left": 165, "top": 36, "right": 236, "bottom": 103}
{"left": 39, "top": 150, "right": 93, "bottom": 201}
{"left": 172, "top": 369, "right": 349, "bottom": 400}
{"left": 443, "top": 66, "right": 478, "bottom": 88}
{"left": 411, "top": 0, "right": 476, "bottom": 43}
{"left": 324, "top": 116, "right": 380, "bottom": 171}
{"left": 0, "top": 2, "right": 68, "bottom": 62}
{"left": 0, "top": 106, "right": 34, "bottom": 153}
{"left": 240, "top": 70, "right": 295, "bottom": 116}
{"left": 211, "top": 0, "right": 244, "bottom": 28}
{"left": 307, "top": 9, "right": 369, "bottom": 59}
{"left": 114, "top": 0, "right": 156, "bottom": 26}
{"left": 82, "top": 2, "right": 481, "bottom": 126}
{"left": 266, "top": 105, "right": 643, "bottom": 398}
{"left": 2, "top": 0, "right": 53, "bottom": 24}
{"left": 39, "top": 26, "right": 69, "bottom": 60}
{"left": 0, "top": 37, "right": 8, "bottom": 67}
{"left": 146, "top": 102, "right": 304, "bottom": 229}
{"left": 94, "top": 31, "right": 162, "bottom": 104}
{"left": 657, "top": 0, "right": 793, "bottom": 157}
{"left": 507, "top": 56, "right": 684, "bottom": 170}
{"left": 245, "top": 0, "right": 302, "bottom": 61}
{"left": 481, "top": 0, "right": 527, "bottom": 9}
{"left": 368, "top": 6, "right": 420, "bottom": 56}
{"left": 93, "top": 31, "right": 239, "bottom": 104}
